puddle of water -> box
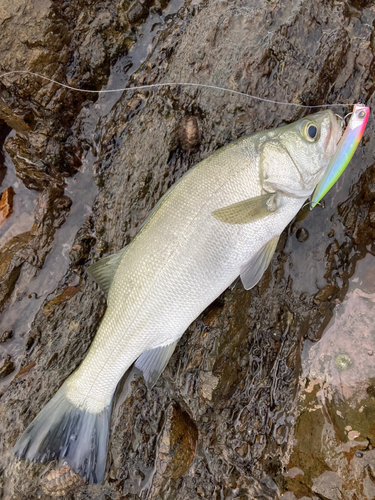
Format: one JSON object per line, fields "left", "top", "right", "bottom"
{"left": 0, "top": 132, "right": 38, "bottom": 248}
{"left": 0, "top": 151, "right": 98, "bottom": 387}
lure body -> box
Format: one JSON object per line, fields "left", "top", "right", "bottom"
{"left": 311, "top": 103, "right": 370, "bottom": 208}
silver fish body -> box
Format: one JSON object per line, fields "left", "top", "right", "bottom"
{"left": 13, "top": 109, "right": 342, "bottom": 483}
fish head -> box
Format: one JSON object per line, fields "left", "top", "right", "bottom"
{"left": 261, "top": 109, "right": 343, "bottom": 198}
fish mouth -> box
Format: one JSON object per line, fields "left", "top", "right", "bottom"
{"left": 324, "top": 112, "right": 343, "bottom": 156}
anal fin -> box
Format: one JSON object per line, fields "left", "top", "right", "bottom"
{"left": 240, "top": 236, "right": 279, "bottom": 290}
{"left": 134, "top": 339, "right": 180, "bottom": 389}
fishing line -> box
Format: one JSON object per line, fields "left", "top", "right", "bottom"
{"left": 0, "top": 70, "right": 356, "bottom": 109}
{"left": 302, "top": 200, "right": 323, "bottom": 209}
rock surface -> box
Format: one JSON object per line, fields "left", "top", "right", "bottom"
{"left": 0, "top": 0, "right": 374, "bottom": 499}
{"left": 0, "top": 354, "right": 14, "bottom": 379}
{"left": 282, "top": 254, "right": 375, "bottom": 499}
{"left": 0, "top": 186, "right": 14, "bottom": 225}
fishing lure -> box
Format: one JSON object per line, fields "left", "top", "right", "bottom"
{"left": 310, "top": 103, "right": 370, "bottom": 209}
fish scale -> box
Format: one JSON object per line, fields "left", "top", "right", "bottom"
{"left": 13, "top": 109, "right": 342, "bottom": 483}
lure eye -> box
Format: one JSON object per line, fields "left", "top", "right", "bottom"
{"left": 358, "top": 110, "right": 366, "bottom": 118}
{"left": 302, "top": 121, "right": 319, "bottom": 142}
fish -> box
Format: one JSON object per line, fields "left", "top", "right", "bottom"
{"left": 310, "top": 103, "right": 370, "bottom": 208}
{"left": 13, "top": 109, "right": 343, "bottom": 483}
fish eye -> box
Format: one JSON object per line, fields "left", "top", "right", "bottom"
{"left": 358, "top": 110, "right": 366, "bottom": 118}
{"left": 302, "top": 121, "right": 319, "bottom": 142}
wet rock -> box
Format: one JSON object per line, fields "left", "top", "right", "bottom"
{"left": 31, "top": 187, "right": 72, "bottom": 246}
{"left": 199, "top": 370, "right": 219, "bottom": 400}
{"left": 0, "top": 0, "right": 153, "bottom": 191}
{"left": 311, "top": 471, "right": 343, "bottom": 500}
{"left": 41, "top": 464, "right": 86, "bottom": 497}
{"left": 282, "top": 256, "right": 375, "bottom": 498}
{"left": 14, "top": 361, "right": 36, "bottom": 380}
{"left": 43, "top": 285, "right": 83, "bottom": 317}
{"left": 0, "top": 0, "right": 375, "bottom": 498}
{"left": 0, "top": 231, "right": 33, "bottom": 312}
{"left": 0, "top": 120, "right": 11, "bottom": 187}
{"left": 0, "top": 355, "right": 14, "bottom": 378}
{"left": 149, "top": 404, "right": 198, "bottom": 496}
{"left": 334, "top": 353, "right": 353, "bottom": 371}
{"left": 314, "top": 284, "right": 338, "bottom": 302}
{"left": 69, "top": 217, "right": 96, "bottom": 269}
{"left": 4, "top": 135, "right": 66, "bottom": 191}
{"left": 0, "top": 329, "right": 12, "bottom": 343}
{"left": 128, "top": 2, "right": 149, "bottom": 23}
{"left": 0, "top": 186, "right": 72, "bottom": 312}
{"left": 295, "top": 227, "right": 308, "bottom": 243}
{"left": 0, "top": 186, "right": 14, "bottom": 224}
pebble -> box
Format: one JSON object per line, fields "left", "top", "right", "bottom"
{"left": 179, "top": 116, "right": 199, "bottom": 151}
{"left": 41, "top": 464, "right": 86, "bottom": 497}
{"left": 296, "top": 227, "right": 309, "bottom": 242}
{"left": 348, "top": 430, "right": 360, "bottom": 440}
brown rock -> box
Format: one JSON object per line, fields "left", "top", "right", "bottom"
{"left": 0, "top": 355, "right": 14, "bottom": 379}
{"left": 296, "top": 227, "right": 309, "bottom": 243}
{"left": 0, "top": 186, "right": 14, "bottom": 225}
{"left": 41, "top": 464, "right": 86, "bottom": 497}
{"left": 179, "top": 116, "right": 199, "bottom": 151}
{"left": 0, "top": 231, "right": 33, "bottom": 312}
{"left": 314, "top": 284, "right": 338, "bottom": 302}
{"left": 0, "top": 329, "right": 12, "bottom": 343}
{"left": 127, "top": 2, "right": 148, "bottom": 24}
{"left": 43, "top": 285, "right": 83, "bottom": 317}
{"left": 14, "top": 361, "right": 36, "bottom": 379}
{"left": 149, "top": 404, "right": 198, "bottom": 496}
{"left": 0, "top": 186, "right": 72, "bottom": 313}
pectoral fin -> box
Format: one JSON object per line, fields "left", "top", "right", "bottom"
{"left": 87, "top": 246, "right": 128, "bottom": 294}
{"left": 212, "top": 193, "right": 278, "bottom": 225}
{"left": 240, "top": 236, "right": 279, "bottom": 290}
{"left": 134, "top": 339, "right": 180, "bottom": 389}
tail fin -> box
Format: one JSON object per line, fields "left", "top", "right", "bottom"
{"left": 12, "top": 380, "right": 112, "bottom": 484}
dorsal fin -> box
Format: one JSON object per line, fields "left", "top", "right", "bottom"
{"left": 86, "top": 246, "right": 128, "bottom": 294}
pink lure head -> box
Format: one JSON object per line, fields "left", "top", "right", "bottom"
{"left": 311, "top": 103, "right": 370, "bottom": 208}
